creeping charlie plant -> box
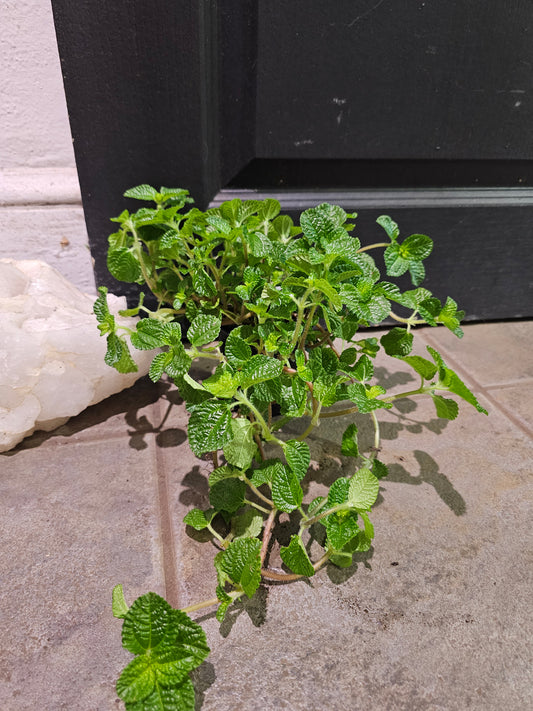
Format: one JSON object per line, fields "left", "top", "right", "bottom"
{"left": 95, "top": 185, "right": 487, "bottom": 710}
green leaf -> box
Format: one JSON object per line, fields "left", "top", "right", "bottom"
{"left": 105, "top": 333, "right": 138, "bottom": 374}
{"left": 372, "top": 459, "right": 389, "bottom": 479}
{"left": 231, "top": 509, "right": 264, "bottom": 540}
{"left": 376, "top": 215, "right": 399, "bottom": 241}
{"left": 187, "top": 314, "right": 221, "bottom": 347}
{"left": 408, "top": 259, "right": 426, "bottom": 286}
{"left": 341, "top": 423, "right": 359, "bottom": 457}
{"left": 400, "top": 233, "right": 433, "bottom": 261}
{"left": 283, "top": 440, "right": 310, "bottom": 481}
{"left": 307, "top": 277, "right": 341, "bottom": 309}
{"left": 352, "top": 354, "right": 374, "bottom": 382}
{"left": 383, "top": 243, "right": 410, "bottom": 278}
{"left": 107, "top": 248, "right": 142, "bottom": 283}
{"left": 380, "top": 327, "right": 413, "bottom": 357}
{"left": 94, "top": 286, "right": 111, "bottom": 322}
{"left": 401, "top": 355, "right": 438, "bottom": 380}
{"left": 347, "top": 383, "right": 390, "bottom": 413}
{"left": 220, "top": 537, "right": 262, "bottom": 597}
{"left": 432, "top": 394, "right": 459, "bottom": 420}
{"left": 164, "top": 343, "right": 192, "bottom": 379}
{"left": 225, "top": 330, "right": 252, "bottom": 368}
{"left": 209, "top": 465, "right": 242, "bottom": 487}
{"left": 124, "top": 184, "right": 160, "bottom": 201}
{"left": 325, "top": 510, "right": 360, "bottom": 551}
{"left": 192, "top": 268, "right": 217, "bottom": 297}
{"left": 209, "top": 477, "right": 246, "bottom": 514}
{"left": 248, "top": 231, "right": 273, "bottom": 257}
{"left": 183, "top": 508, "right": 216, "bottom": 530}
{"left": 348, "top": 468, "right": 379, "bottom": 510}
{"left": 280, "top": 535, "right": 315, "bottom": 576}
{"left": 427, "top": 346, "right": 488, "bottom": 415}
{"left": 437, "top": 296, "right": 465, "bottom": 337}
{"left": 112, "top": 584, "right": 130, "bottom": 619}
{"left": 131, "top": 319, "right": 169, "bottom": 350}
{"left": 121, "top": 676, "right": 196, "bottom": 711}
{"left": 327, "top": 477, "right": 350, "bottom": 507}
{"left": 271, "top": 465, "right": 303, "bottom": 513}
{"left": 300, "top": 203, "right": 347, "bottom": 245}
{"left": 257, "top": 198, "right": 281, "bottom": 221}
{"left": 249, "top": 459, "right": 286, "bottom": 487}
{"left": 187, "top": 401, "right": 232, "bottom": 455}
{"left": 223, "top": 418, "right": 257, "bottom": 470}
{"left": 238, "top": 354, "right": 284, "bottom": 388}
{"left": 203, "top": 366, "right": 239, "bottom": 398}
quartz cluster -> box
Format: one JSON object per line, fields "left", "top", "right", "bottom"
{"left": 0, "top": 259, "right": 152, "bottom": 452}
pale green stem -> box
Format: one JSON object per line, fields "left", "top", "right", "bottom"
{"left": 207, "top": 523, "right": 226, "bottom": 545}
{"left": 356, "top": 242, "right": 389, "bottom": 253}
{"left": 260, "top": 550, "right": 331, "bottom": 582}
{"left": 243, "top": 498, "right": 272, "bottom": 515}
{"left": 299, "top": 303, "right": 318, "bottom": 351}
{"left": 289, "top": 289, "right": 313, "bottom": 350}
{"left": 235, "top": 391, "right": 285, "bottom": 448}
{"left": 180, "top": 590, "right": 243, "bottom": 615}
{"left": 370, "top": 410, "right": 381, "bottom": 451}
{"left": 301, "top": 502, "right": 352, "bottom": 529}
{"left": 242, "top": 476, "right": 275, "bottom": 508}
{"left": 389, "top": 311, "right": 426, "bottom": 325}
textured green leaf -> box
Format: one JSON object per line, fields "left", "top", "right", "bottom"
{"left": 94, "top": 286, "right": 111, "bottom": 322}
{"left": 183, "top": 508, "right": 216, "bottom": 531}
{"left": 352, "top": 355, "right": 374, "bottom": 382}
{"left": 372, "top": 459, "right": 389, "bottom": 479}
{"left": 271, "top": 465, "right": 303, "bottom": 512}
{"left": 164, "top": 344, "right": 192, "bottom": 379}
{"left": 112, "top": 584, "right": 129, "bottom": 619}
{"left": 220, "top": 538, "right": 262, "bottom": 597}
{"left": 131, "top": 319, "right": 169, "bottom": 350}
{"left": 347, "top": 383, "right": 390, "bottom": 413}
{"left": 325, "top": 510, "right": 360, "bottom": 551}
{"left": 223, "top": 418, "right": 257, "bottom": 470}
{"left": 124, "top": 184, "right": 160, "bottom": 201}
{"left": 408, "top": 259, "right": 426, "bottom": 286}
{"left": 209, "top": 478, "right": 246, "bottom": 514}
{"left": 283, "top": 440, "right": 310, "bottom": 481}
{"left": 257, "top": 198, "right": 281, "bottom": 221}
{"left": 192, "top": 269, "right": 217, "bottom": 297}
{"left": 432, "top": 394, "right": 459, "bottom": 420}
{"left": 427, "top": 346, "right": 488, "bottom": 415}
{"left": 248, "top": 231, "right": 273, "bottom": 257}
{"left": 187, "top": 401, "right": 232, "bottom": 455}
{"left": 383, "top": 243, "right": 410, "bottom": 277}
{"left": 225, "top": 330, "right": 252, "bottom": 367}
{"left": 341, "top": 423, "right": 359, "bottom": 457}
{"left": 239, "top": 354, "right": 284, "bottom": 388}
{"left": 209, "top": 465, "right": 241, "bottom": 487}
{"left": 280, "top": 535, "right": 315, "bottom": 576}
{"left": 122, "top": 677, "right": 195, "bottom": 711}
{"left": 401, "top": 355, "right": 438, "bottom": 380}
{"left": 380, "top": 327, "right": 413, "bottom": 357}
{"left": 187, "top": 314, "right": 221, "bottom": 347}
{"left": 348, "top": 468, "right": 379, "bottom": 510}
{"left": 400, "top": 233, "right": 433, "bottom": 261}
{"left": 203, "top": 366, "right": 239, "bottom": 398}
{"left": 249, "top": 459, "right": 286, "bottom": 487}
{"left": 300, "top": 203, "right": 347, "bottom": 245}
{"left": 231, "top": 509, "right": 263, "bottom": 539}
{"left": 105, "top": 334, "right": 138, "bottom": 373}
{"left": 307, "top": 496, "right": 327, "bottom": 517}
{"left": 107, "top": 248, "right": 142, "bottom": 283}
{"left": 376, "top": 215, "right": 399, "bottom": 241}
{"left": 327, "top": 477, "right": 351, "bottom": 507}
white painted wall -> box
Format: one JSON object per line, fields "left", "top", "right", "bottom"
{"left": 0, "top": 0, "right": 95, "bottom": 293}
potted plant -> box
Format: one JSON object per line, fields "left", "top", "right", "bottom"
{"left": 95, "top": 185, "right": 487, "bottom": 710}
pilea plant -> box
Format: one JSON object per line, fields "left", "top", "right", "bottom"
{"left": 95, "top": 185, "right": 487, "bottom": 710}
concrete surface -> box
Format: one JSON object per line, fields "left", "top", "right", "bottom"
{"left": 0, "top": 322, "right": 531, "bottom": 710}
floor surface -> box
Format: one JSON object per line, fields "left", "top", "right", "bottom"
{"left": 1, "top": 322, "right": 532, "bottom": 710}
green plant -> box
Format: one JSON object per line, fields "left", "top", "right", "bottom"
{"left": 96, "top": 185, "right": 487, "bottom": 710}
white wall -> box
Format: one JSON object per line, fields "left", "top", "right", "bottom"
{"left": 0, "top": 0, "right": 96, "bottom": 293}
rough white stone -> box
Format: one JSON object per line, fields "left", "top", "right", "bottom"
{"left": 0, "top": 259, "right": 153, "bottom": 452}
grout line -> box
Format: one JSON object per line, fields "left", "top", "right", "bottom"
{"left": 423, "top": 332, "right": 533, "bottom": 438}
{"left": 153, "top": 401, "right": 180, "bottom": 609}
{"left": 484, "top": 379, "right": 533, "bottom": 390}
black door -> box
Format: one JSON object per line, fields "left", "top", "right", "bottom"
{"left": 52, "top": 0, "right": 533, "bottom": 319}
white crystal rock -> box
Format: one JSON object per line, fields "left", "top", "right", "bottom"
{"left": 0, "top": 259, "right": 153, "bottom": 452}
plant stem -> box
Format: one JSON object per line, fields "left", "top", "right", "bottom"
{"left": 356, "top": 242, "right": 389, "bottom": 253}
{"left": 242, "top": 476, "right": 275, "bottom": 508}
{"left": 319, "top": 405, "right": 360, "bottom": 419}
{"left": 299, "top": 303, "right": 317, "bottom": 351}
{"left": 180, "top": 596, "right": 220, "bottom": 614}
{"left": 300, "top": 502, "right": 351, "bottom": 528}
{"left": 261, "top": 551, "right": 331, "bottom": 582}
{"left": 370, "top": 410, "right": 381, "bottom": 452}
{"left": 243, "top": 499, "right": 271, "bottom": 515}
{"left": 389, "top": 311, "right": 426, "bottom": 325}
{"left": 207, "top": 523, "right": 226, "bottom": 545}
{"left": 260, "top": 508, "right": 278, "bottom": 567}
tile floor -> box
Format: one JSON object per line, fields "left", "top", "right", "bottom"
{"left": 1, "top": 322, "right": 532, "bottom": 710}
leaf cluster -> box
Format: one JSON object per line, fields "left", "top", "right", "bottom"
{"left": 101, "top": 187, "right": 488, "bottom": 708}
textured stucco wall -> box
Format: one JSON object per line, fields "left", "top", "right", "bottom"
{"left": 0, "top": 0, "right": 95, "bottom": 292}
